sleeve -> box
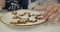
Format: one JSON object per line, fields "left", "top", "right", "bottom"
{"left": 57, "top": 0, "right": 60, "bottom": 3}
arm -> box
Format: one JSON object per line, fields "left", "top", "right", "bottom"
{"left": 0, "top": 0, "right": 5, "bottom": 8}
{"left": 42, "top": 4, "right": 60, "bottom": 23}
{"left": 33, "top": 0, "right": 57, "bottom": 10}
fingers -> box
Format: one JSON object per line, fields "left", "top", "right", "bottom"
{"left": 42, "top": 4, "right": 56, "bottom": 18}
{"left": 49, "top": 9, "right": 60, "bottom": 22}
{"left": 43, "top": 6, "right": 58, "bottom": 20}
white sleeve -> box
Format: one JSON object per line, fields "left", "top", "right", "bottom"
{"left": 28, "top": 0, "right": 38, "bottom": 9}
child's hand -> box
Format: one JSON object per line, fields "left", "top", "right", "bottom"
{"left": 42, "top": 4, "right": 60, "bottom": 23}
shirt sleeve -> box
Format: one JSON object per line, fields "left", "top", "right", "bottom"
{"left": 57, "top": 0, "right": 60, "bottom": 3}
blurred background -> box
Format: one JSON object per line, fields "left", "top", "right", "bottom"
{"left": 0, "top": 0, "right": 59, "bottom": 11}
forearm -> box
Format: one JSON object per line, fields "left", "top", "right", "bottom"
{"left": 43, "top": 0, "right": 57, "bottom": 6}
{"left": 43, "top": 0, "right": 51, "bottom": 6}
{"left": 0, "top": 0, "right": 5, "bottom": 8}
{"left": 2, "top": 0, "right": 5, "bottom": 8}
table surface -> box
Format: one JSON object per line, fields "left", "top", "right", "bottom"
{"left": 0, "top": 10, "right": 60, "bottom": 32}
{"left": 0, "top": 22, "right": 60, "bottom": 32}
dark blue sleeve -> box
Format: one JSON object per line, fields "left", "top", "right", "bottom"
{"left": 57, "top": 0, "right": 60, "bottom": 3}
{"left": 3, "top": 0, "right": 21, "bottom": 11}
{"left": 20, "top": 0, "right": 29, "bottom": 9}
{"left": 4, "top": 0, "right": 12, "bottom": 9}
{"left": 3, "top": 0, "right": 29, "bottom": 11}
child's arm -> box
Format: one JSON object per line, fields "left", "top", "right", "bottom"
{"left": 33, "top": 0, "right": 57, "bottom": 10}
{"left": 0, "top": 0, "right": 5, "bottom": 8}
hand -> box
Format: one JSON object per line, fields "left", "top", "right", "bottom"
{"left": 42, "top": 4, "right": 60, "bottom": 23}
{"left": 32, "top": 0, "right": 53, "bottom": 10}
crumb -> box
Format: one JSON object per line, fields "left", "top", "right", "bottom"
{"left": 19, "top": 12, "right": 27, "bottom": 16}
{"left": 28, "top": 14, "right": 31, "bottom": 17}
{"left": 12, "top": 11, "right": 17, "bottom": 15}
{"left": 13, "top": 16, "right": 20, "bottom": 19}
{"left": 37, "top": 14, "right": 42, "bottom": 16}
{"left": 35, "top": 16, "right": 42, "bottom": 20}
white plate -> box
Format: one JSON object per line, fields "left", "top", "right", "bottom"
{"left": 0, "top": 10, "right": 60, "bottom": 32}
{"left": 0, "top": 10, "right": 46, "bottom": 26}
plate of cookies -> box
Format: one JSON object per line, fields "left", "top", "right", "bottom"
{"left": 0, "top": 10, "right": 46, "bottom": 26}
